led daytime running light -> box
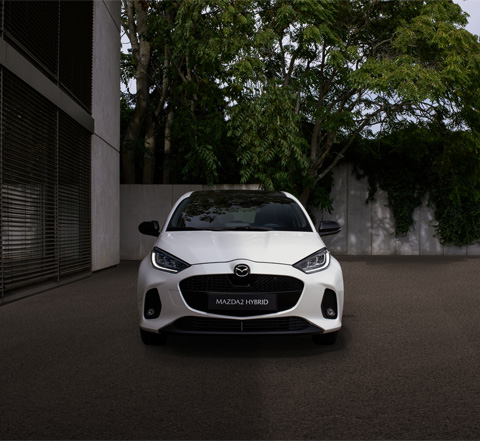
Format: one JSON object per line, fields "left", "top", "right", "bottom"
{"left": 293, "top": 248, "right": 331, "bottom": 273}
{"left": 151, "top": 247, "right": 190, "bottom": 273}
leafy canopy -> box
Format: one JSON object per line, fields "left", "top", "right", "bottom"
{"left": 121, "top": 0, "right": 480, "bottom": 243}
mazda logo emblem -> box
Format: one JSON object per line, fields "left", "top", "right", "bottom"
{"left": 234, "top": 264, "right": 250, "bottom": 278}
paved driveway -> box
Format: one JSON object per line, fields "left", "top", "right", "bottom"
{"left": 1, "top": 257, "right": 479, "bottom": 440}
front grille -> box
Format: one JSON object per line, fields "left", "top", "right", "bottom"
{"left": 179, "top": 274, "right": 304, "bottom": 317}
{"left": 180, "top": 274, "right": 303, "bottom": 293}
{"left": 167, "top": 316, "right": 320, "bottom": 334}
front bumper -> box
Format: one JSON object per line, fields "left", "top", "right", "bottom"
{"left": 162, "top": 316, "right": 324, "bottom": 335}
{"left": 137, "top": 257, "right": 344, "bottom": 336}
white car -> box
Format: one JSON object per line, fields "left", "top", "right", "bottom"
{"left": 137, "top": 190, "right": 344, "bottom": 345}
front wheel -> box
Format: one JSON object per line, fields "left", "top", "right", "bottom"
{"left": 140, "top": 329, "right": 168, "bottom": 346}
{"left": 312, "top": 331, "right": 338, "bottom": 345}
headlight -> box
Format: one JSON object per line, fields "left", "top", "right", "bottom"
{"left": 151, "top": 247, "right": 190, "bottom": 273}
{"left": 293, "top": 248, "right": 331, "bottom": 273}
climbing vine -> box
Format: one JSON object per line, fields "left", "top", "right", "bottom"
{"left": 351, "top": 124, "right": 480, "bottom": 246}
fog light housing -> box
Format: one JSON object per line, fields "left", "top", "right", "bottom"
{"left": 321, "top": 289, "right": 338, "bottom": 319}
{"left": 326, "top": 307, "right": 336, "bottom": 318}
{"left": 144, "top": 288, "right": 161, "bottom": 319}
{"left": 146, "top": 308, "right": 157, "bottom": 318}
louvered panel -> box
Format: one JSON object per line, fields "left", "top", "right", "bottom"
{"left": 2, "top": 1, "right": 93, "bottom": 112}
{"left": 58, "top": 112, "right": 91, "bottom": 276}
{"left": 0, "top": 68, "right": 2, "bottom": 295}
{"left": 59, "top": 1, "right": 93, "bottom": 111}
{"left": 1, "top": 71, "right": 58, "bottom": 291}
{"left": 0, "top": 0, "right": 94, "bottom": 296}
{"left": 2, "top": 1, "right": 59, "bottom": 79}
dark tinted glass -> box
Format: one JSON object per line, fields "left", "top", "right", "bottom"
{"left": 167, "top": 191, "right": 312, "bottom": 232}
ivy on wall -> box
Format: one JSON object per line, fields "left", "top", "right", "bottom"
{"left": 350, "top": 124, "right": 480, "bottom": 246}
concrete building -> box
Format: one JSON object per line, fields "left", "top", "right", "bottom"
{"left": 0, "top": 1, "right": 121, "bottom": 302}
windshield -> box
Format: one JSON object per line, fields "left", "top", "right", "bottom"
{"left": 167, "top": 191, "right": 312, "bottom": 232}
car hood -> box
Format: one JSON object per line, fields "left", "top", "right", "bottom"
{"left": 157, "top": 231, "right": 325, "bottom": 265}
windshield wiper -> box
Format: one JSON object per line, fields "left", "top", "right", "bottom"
{"left": 222, "top": 226, "right": 273, "bottom": 231}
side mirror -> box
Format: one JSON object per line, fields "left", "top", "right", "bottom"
{"left": 318, "top": 220, "right": 341, "bottom": 236}
{"left": 138, "top": 220, "right": 160, "bottom": 237}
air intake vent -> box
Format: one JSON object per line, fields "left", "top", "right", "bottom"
{"left": 321, "top": 289, "right": 338, "bottom": 319}
{"left": 169, "top": 317, "right": 319, "bottom": 334}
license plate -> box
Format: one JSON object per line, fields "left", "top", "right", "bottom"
{"left": 208, "top": 293, "right": 277, "bottom": 311}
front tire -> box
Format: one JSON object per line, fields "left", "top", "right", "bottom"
{"left": 140, "top": 329, "right": 168, "bottom": 346}
{"left": 312, "top": 331, "right": 338, "bottom": 345}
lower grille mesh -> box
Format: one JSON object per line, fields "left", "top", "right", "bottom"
{"left": 168, "top": 316, "right": 316, "bottom": 334}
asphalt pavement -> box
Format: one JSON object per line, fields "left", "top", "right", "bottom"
{"left": 1, "top": 256, "right": 480, "bottom": 440}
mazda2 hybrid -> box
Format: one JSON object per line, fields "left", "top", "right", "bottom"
{"left": 137, "top": 190, "right": 344, "bottom": 345}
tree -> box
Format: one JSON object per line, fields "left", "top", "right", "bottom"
{"left": 121, "top": 0, "right": 480, "bottom": 211}
{"left": 121, "top": 0, "right": 254, "bottom": 184}
{"left": 228, "top": 0, "right": 480, "bottom": 205}
{"left": 121, "top": 0, "right": 154, "bottom": 184}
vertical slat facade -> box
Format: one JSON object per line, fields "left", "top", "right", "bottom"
{"left": 58, "top": 112, "right": 91, "bottom": 276}
{"left": 1, "top": 71, "right": 58, "bottom": 290}
{"left": 59, "top": 1, "right": 93, "bottom": 111}
{"left": 3, "top": 1, "right": 60, "bottom": 80}
{"left": 0, "top": 1, "right": 93, "bottom": 297}
{"left": 1, "top": 0, "right": 92, "bottom": 110}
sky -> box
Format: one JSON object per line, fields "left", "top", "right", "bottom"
{"left": 454, "top": 0, "right": 480, "bottom": 36}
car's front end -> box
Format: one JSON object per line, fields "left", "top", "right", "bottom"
{"left": 137, "top": 190, "right": 344, "bottom": 345}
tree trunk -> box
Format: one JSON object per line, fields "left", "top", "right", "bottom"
{"left": 142, "top": 114, "right": 156, "bottom": 184}
{"left": 299, "top": 186, "right": 311, "bottom": 208}
{"left": 121, "top": 0, "right": 151, "bottom": 184}
{"left": 121, "top": 67, "right": 150, "bottom": 183}
{"left": 121, "top": 146, "right": 136, "bottom": 184}
{"left": 162, "top": 108, "right": 174, "bottom": 184}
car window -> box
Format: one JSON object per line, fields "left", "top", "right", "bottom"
{"left": 167, "top": 191, "right": 312, "bottom": 232}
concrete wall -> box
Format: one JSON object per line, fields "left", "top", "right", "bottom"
{"left": 320, "top": 162, "right": 480, "bottom": 256}
{"left": 120, "top": 167, "right": 480, "bottom": 259}
{"left": 91, "top": 1, "right": 121, "bottom": 271}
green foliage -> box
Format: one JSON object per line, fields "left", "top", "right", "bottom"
{"left": 352, "top": 124, "right": 480, "bottom": 245}
{"left": 429, "top": 131, "right": 480, "bottom": 245}
{"left": 229, "top": 84, "right": 309, "bottom": 192}
{"left": 121, "top": 0, "right": 480, "bottom": 237}
{"left": 222, "top": 0, "right": 480, "bottom": 207}
{"left": 352, "top": 126, "right": 432, "bottom": 236}
{"left": 171, "top": 106, "right": 225, "bottom": 186}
